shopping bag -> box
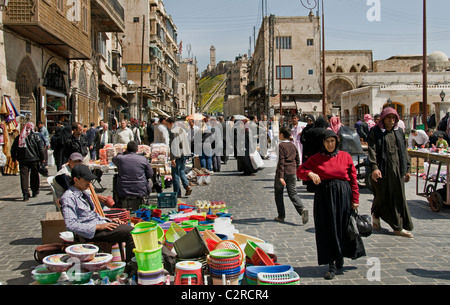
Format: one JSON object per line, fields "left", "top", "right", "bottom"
{"left": 250, "top": 150, "right": 264, "bottom": 169}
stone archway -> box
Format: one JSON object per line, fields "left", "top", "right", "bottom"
{"left": 327, "top": 77, "right": 355, "bottom": 108}
{"left": 16, "top": 56, "right": 39, "bottom": 122}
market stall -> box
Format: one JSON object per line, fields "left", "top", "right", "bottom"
{"left": 32, "top": 199, "right": 299, "bottom": 285}
{"left": 408, "top": 148, "right": 450, "bottom": 212}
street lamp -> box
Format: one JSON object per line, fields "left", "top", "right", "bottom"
{"left": 0, "top": 0, "right": 9, "bottom": 11}
{"left": 440, "top": 90, "right": 445, "bottom": 102}
{"left": 387, "top": 98, "right": 393, "bottom": 107}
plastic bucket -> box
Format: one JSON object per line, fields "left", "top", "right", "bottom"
{"left": 133, "top": 245, "right": 163, "bottom": 271}
{"left": 165, "top": 223, "right": 186, "bottom": 243}
{"left": 131, "top": 222, "right": 158, "bottom": 251}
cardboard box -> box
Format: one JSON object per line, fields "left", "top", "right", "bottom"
{"left": 410, "top": 158, "right": 424, "bottom": 173}
{"left": 40, "top": 212, "right": 66, "bottom": 244}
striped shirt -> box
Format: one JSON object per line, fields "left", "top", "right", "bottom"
{"left": 60, "top": 186, "right": 109, "bottom": 239}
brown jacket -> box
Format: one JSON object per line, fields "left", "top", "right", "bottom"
{"left": 276, "top": 141, "right": 300, "bottom": 179}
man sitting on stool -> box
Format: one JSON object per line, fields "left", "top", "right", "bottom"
{"left": 60, "top": 164, "right": 135, "bottom": 263}
{"left": 112, "top": 140, "right": 153, "bottom": 210}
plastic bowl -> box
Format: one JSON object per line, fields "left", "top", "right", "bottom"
{"left": 66, "top": 269, "right": 93, "bottom": 284}
{"left": 43, "top": 254, "right": 74, "bottom": 273}
{"left": 97, "top": 261, "right": 126, "bottom": 280}
{"left": 81, "top": 253, "right": 113, "bottom": 271}
{"left": 32, "top": 265, "right": 61, "bottom": 285}
{"left": 65, "top": 244, "right": 99, "bottom": 262}
{"left": 245, "top": 265, "right": 293, "bottom": 279}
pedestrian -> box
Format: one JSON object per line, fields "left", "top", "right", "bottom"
{"left": 140, "top": 121, "right": 148, "bottom": 145}
{"left": 236, "top": 119, "right": 257, "bottom": 176}
{"left": 290, "top": 114, "right": 303, "bottom": 164}
{"left": 86, "top": 122, "right": 97, "bottom": 160}
{"left": 328, "top": 116, "right": 342, "bottom": 136}
{"left": 50, "top": 126, "right": 64, "bottom": 171}
{"left": 300, "top": 115, "right": 315, "bottom": 163}
{"left": 36, "top": 120, "right": 49, "bottom": 166}
{"left": 167, "top": 117, "right": 193, "bottom": 198}
{"left": 63, "top": 122, "right": 89, "bottom": 164}
{"left": 274, "top": 126, "right": 308, "bottom": 224}
{"left": 95, "top": 123, "right": 114, "bottom": 159}
{"left": 114, "top": 120, "right": 134, "bottom": 144}
{"left": 297, "top": 129, "right": 364, "bottom": 280}
{"left": 60, "top": 164, "right": 135, "bottom": 265}
{"left": 302, "top": 116, "right": 328, "bottom": 192}
{"left": 131, "top": 122, "right": 141, "bottom": 145}
{"left": 368, "top": 107, "right": 413, "bottom": 238}
{"left": 59, "top": 123, "right": 72, "bottom": 165}
{"left": 199, "top": 120, "right": 214, "bottom": 172}
{"left": 147, "top": 119, "right": 155, "bottom": 145}
{"left": 10, "top": 122, "right": 45, "bottom": 201}
{"left": 364, "top": 114, "right": 376, "bottom": 130}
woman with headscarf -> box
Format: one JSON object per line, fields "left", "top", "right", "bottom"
{"left": 328, "top": 116, "right": 342, "bottom": 135}
{"left": 368, "top": 107, "right": 413, "bottom": 238}
{"left": 10, "top": 122, "right": 45, "bottom": 201}
{"left": 302, "top": 116, "right": 328, "bottom": 192}
{"left": 300, "top": 115, "right": 315, "bottom": 163}
{"left": 236, "top": 119, "right": 257, "bottom": 176}
{"left": 297, "top": 130, "right": 365, "bottom": 280}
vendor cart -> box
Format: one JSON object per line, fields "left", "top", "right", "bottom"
{"left": 408, "top": 150, "right": 450, "bottom": 212}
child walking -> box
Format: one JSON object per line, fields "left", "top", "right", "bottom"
{"left": 274, "top": 126, "right": 309, "bottom": 224}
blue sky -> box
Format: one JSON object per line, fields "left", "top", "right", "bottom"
{"left": 164, "top": 0, "right": 450, "bottom": 72}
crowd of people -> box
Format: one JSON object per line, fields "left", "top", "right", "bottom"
{"left": 6, "top": 108, "right": 433, "bottom": 280}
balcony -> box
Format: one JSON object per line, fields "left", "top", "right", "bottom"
{"left": 91, "top": 0, "right": 125, "bottom": 33}
{"left": 3, "top": 0, "right": 91, "bottom": 59}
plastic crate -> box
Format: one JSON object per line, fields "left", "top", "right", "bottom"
{"left": 157, "top": 192, "right": 177, "bottom": 208}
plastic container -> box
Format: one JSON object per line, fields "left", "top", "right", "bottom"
{"left": 32, "top": 265, "right": 61, "bottom": 285}
{"left": 42, "top": 254, "right": 74, "bottom": 273}
{"left": 131, "top": 222, "right": 158, "bottom": 251}
{"left": 97, "top": 261, "right": 126, "bottom": 280}
{"left": 251, "top": 248, "right": 275, "bottom": 266}
{"left": 81, "top": 253, "right": 113, "bottom": 271}
{"left": 133, "top": 245, "right": 163, "bottom": 271}
{"left": 245, "top": 265, "right": 293, "bottom": 285}
{"left": 244, "top": 240, "right": 259, "bottom": 259}
{"left": 157, "top": 192, "right": 177, "bottom": 208}
{"left": 174, "top": 227, "right": 209, "bottom": 259}
{"left": 233, "top": 233, "right": 265, "bottom": 245}
{"left": 66, "top": 269, "right": 93, "bottom": 284}
{"left": 65, "top": 244, "right": 99, "bottom": 262}
{"left": 257, "top": 271, "right": 300, "bottom": 285}
{"left": 209, "top": 249, "right": 240, "bottom": 260}
{"left": 137, "top": 268, "right": 165, "bottom": 285}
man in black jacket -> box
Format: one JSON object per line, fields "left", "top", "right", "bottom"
{"left": 63, "top": 122, "right": 89, "bottom": 163}
{"left": 11, "top": 122, "right": 45, "bottom": 201}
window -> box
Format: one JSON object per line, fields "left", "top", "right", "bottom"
{"left": 82, "top": 0, "right": 88, "bottom": 32}
{"left": 307, "top": 39, "right": 314, "bottom": 46}
{"left": 57, "top": 0, "right": 64, "bottom": 12}
{"left": 133, "top": 17, "right": 140, "bottom": 23}
{"left": 308, "top": 69, "right": 314, "bottom": 75}
{"left": 276, "top": 66, "right": 293, "bottom": 79}
{"left": 276, "top": 36, "right": 292, "bottom": 49}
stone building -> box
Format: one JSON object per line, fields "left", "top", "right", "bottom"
{"left": 1, "top": 0, "right": 127, "bottom": 133}
{"left": 121, "top": 0, "right": 180, "bottom": 119}
{"left": 178, "top": 58, "right": 199, "bottom": 116}
{"left": 247, "top": 15, "right": 322, "bottom": 119}
{"left": 223, "top": 54, "right": 249, "bottom": 117}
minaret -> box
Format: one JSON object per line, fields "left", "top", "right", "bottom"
{"left": 210, "top": 45, "right": 216, "bottom": 68}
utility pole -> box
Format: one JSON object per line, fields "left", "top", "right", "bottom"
{"left": 422, "top": 0, "right": 428, "bottom": 130}
{"left": 321, "top": 0, "right": 326, "bottom": 117}
{"left": 140, "top": 15, "right": 145, "bottom": 122}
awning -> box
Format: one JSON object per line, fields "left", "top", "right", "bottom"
{"left": 152, "top": 108, "right": 171, "bottom": 117}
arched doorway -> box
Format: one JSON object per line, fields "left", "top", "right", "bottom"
{"left": 327, "top": 77, "right": 354, "bottom": 108}
{"left": 16, "top": 57, "right": 38, "bottom": 124}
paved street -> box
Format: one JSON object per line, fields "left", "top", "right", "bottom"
{"left": 0, "top": 156, "right": 449, "bottom": 285}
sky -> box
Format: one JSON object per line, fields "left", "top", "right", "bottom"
{"left": 164, "top": 0, "right": 450, "bottom": 73}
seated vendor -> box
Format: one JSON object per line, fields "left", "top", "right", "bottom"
{"left": 60, "top": 164, "right": 135, "bottom": 263}
{"left": 52, "top": 152, "right": 113, "bottom": 208}
{"left": 112, "top": 141, "right": 153, "bottom": 209}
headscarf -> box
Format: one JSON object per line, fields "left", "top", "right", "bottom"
{"left": 376, "top": 107, "right": 400, "bottom": 130}
{"left": 314, "top": 116, "right": 328, "bottom": 128}
{"left": 328, "top": 116, "right": 342, "bottom": 135}
{"left": 18, "top": 122, "right": 35, "bottom": 148}
{"left": 364, "top": 114, "right": 376, "bottom": 129}
{"left": 320, "top": 129, "right": 340, "bottom": 157}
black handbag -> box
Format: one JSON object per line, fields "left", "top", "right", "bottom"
{"left": 38, "top": 163, "right": 49, "bottom": 177}
{"left": 348, "top": 210, "right": 372, "bottom": 239}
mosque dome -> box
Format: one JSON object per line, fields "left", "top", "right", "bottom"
{"left": 428, "top": 51, "right": 449, "bottom": 63}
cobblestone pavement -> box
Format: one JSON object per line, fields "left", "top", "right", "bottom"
{"left": 0, "top": 157, "right": 449, "bottom": 285}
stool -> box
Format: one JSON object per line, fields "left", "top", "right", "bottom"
{"left": 174, "top": 261, "right": 203, "bottom": 285}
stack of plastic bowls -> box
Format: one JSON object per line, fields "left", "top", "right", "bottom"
{"left": 208, "top": 249, "right": 241, "bottom": 285}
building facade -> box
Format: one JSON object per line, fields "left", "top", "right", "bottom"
{"left": 247, "top": 15, "right": 322, "bottom": 119}
{"left": 179, "top": 58, "right": 199, "bottom": 116}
